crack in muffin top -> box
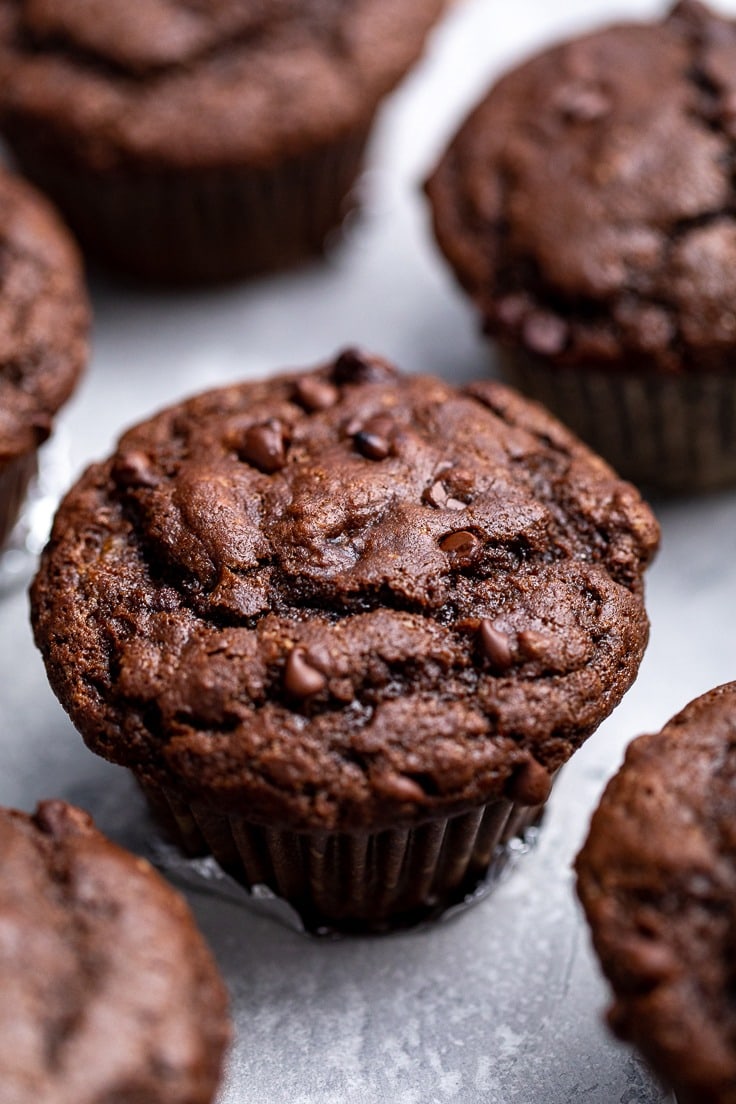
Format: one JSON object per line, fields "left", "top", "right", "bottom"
{"left": 31, "top": 352, "right": 659, "bottom": 831}
{"left": 576, "top": 683, "right": 736, "bottom": 1104}
{"left": 0, "top": 0, "right": 446, "bottom": 167}
{"left": 427, "top": 1, "right": 736, "bottom": 375}
{"left": 0, "top": 800, "right": 229, "bottom": 1104}
{"left": 0, "top": 168, "right": 88, "bottom": 463}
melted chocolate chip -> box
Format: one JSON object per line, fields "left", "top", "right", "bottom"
{"left": 238, "top": 419, "right": 287, "bottom": 473}
{"left": 284, "top": 648, "right": 327, "bottom": 698}
{"left": 439, "top": 530, "right": 481, "bottom": 564}
{"left": 379, "top": 773, "right": 426, "bottom": 803}
{"left": 353, "top": 414, "right": 395, "bottom": 461}
{"left": 293, "top": 376, "right": 338, "bottom": 412}
{"left": 507, "top": 757, "right": 552, "bottom": 806}
{"left": 333, "top": 348, "right": 395, "bottom": 385}
{"left": 479, "top": 620, "right": 515, "bottom": 671}
{"left": 113, "top": 450, "right": 158, "bottom": 488}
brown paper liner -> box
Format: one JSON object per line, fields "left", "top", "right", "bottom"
{"left": 499, "top": 350, "right": 736, "bottom": 492}
{"left": 138, "top": 777, "right": 546, "bottom": 933}
{"left": 0, "top": 450, "right": 37, "bottom": 550}
{"left": 7, "top": 125, "right": 371, "bottom": 284}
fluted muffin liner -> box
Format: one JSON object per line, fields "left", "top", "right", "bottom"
{"left": 0, "top": 450, "right": 37, "bottom": 551}
{"left": 138, "top": 777, "right": 546, "bottom": 934}
{"left": 499, "top": 350, "right": 736, "bottom": 492}
{"left": 8, "top": 126, "right": 371, "bottom": 284}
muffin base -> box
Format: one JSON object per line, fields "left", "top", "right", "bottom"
{"left": 139, "top": 779, "right": 546, "bottom": 934}
{"left": 7, "top": 127, "right": 371, "bottom": 285}
{"left": 0, "top": 450, "right": 37, "bottom": 551}
{"left": 499, "top": 350, "right": 736, "bottom": 492}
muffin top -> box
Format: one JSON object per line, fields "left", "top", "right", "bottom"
{"left": 31, "top": 352, "right": 659, "bottom": 832}
{"left": 427, "top": 1, "right": 736, "bottom": 375}
{"left": 576, "top": 683, "right": 736, "bottom": 1104}
{"left": 0, "top": 800, "right": 229, "bottom": 1104}
{"left": 0, "top": 168, "right": 88, "bottom": 464}
{"left": 0, "top": 0, "right": 445, "bottom": 169}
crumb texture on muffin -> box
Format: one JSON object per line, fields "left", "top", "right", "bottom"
{"left": 0, "top": 168, "right": 87, "bottom": 462}
{"left": 0, "top": 0, "right": 446, "bottom": 168}
{"left": 32, "top": 353, "right": 659, "bottom": 832}
{"left": 427, "top": 0, "right": 736, "bottom": 374}
{"left": 0, "top": 800, "right": 229, "bottom": 1104}
{"left": 577, "top": 682, "right": 736, "bottom": 1104}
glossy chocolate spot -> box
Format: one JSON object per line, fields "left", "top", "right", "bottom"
{"left": 238, "top": 419, "right": 287, "bottom": 473}
{"left": 113, "top": 450, "right": 158, "bottom": 488}
{"left": 507, "top": 757, "right": 552, "bottom": 806}
{"left": 333, "top": 348, "right": 395, "bottom": 385}
{"left": 353, "top": 414, "right": 395, "bottom": 461}
{"left": 284, "top": 648, "right": 327, "bottom": 698}
{"left": 379, "top": 773, "right": 426, "bottom": 803}
{"left": 439, "top": 530, "right": 481, "bottom": 564}
{"left": 479, "top": 620, "right": 515, "bottom": 671}
{"left": 293, "top": 376, "right": 338, "bottom": 412}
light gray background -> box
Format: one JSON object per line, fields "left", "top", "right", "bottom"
{"left": 2, "top": 1, "right": 735, "bottom": 1100}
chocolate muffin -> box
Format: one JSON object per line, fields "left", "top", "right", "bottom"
{"left": 576, "top": 683, "right": 736, "bottom": 1104}
{"left": 0, "top": 799, "right": 229, "bottom": 1104}
{"left": 0, "top": 166, "right": 88, "bottom": 553}
{"left": 427, "top": 0, "right": 736, "bottom": 491}
{"left": 31, "top": 350, "right": 659, "bottom": 932}
{"left": 0, "top": 0, "right": 446, "bottom": 284}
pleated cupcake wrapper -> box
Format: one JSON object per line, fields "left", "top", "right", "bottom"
{"left": 0, "top": 450, "right": 38, "bottom": 551}
{"left": 138, "top": 777, "right": 545, "bottom": 934}
{"left": 8, "top": 125, "right": 371, "bottom": 284}
{"left": 499, "top": 350, "right": 736, "bottom": 492}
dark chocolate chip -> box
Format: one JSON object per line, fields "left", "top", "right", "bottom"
{"left": 507, "top": 758, "right": 552, "bottom": 806}
{"left": 293, "top": 376, "right": 338, "bottom": 412}
{"left": 479, "top": 620, "right": 515, "bottom": 671}
{"left": 114, "top": 450, "right": 158, "bottom": 488}
{"left": 353, "top": 414, "right": 395, "bottom": 461}
{"left": 523, "top": 313, "right": 568, "bottom": 356}
{"left": 379, "top": 773, "right": 426, "bottom": 803}
{"left": 238, "top": 419, "right": 287, "bottom": 474}
{"left": 439, "top": 530, "right": 481, "bottom": 564}
{"left": 333, "top": 348, "right": 394, "bottom": 385}
{"left": 284, "top": 648, "right": 327, "bottom": 698}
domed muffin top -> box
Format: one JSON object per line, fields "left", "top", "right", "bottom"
{"left": 0, "top": 0, "right": 446, "bottom": 167}
{"left": 427, "top": 1, "right": 736, "bottom": 374}
{"left": 0, "top": 168, "right": 87, "bottom": 463}
{"left": 32, "top": 352, "right": 659, "bottom": 831}
{"left": 577, "top": 682, "right": 736, "bottom": 1104}
{"left": 0, "top": 800, "right": 229, "bottom": 1104}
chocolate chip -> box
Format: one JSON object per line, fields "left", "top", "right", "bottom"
{"left": 424, "top": 481, "right": 467, "bottom": 510}
{"left": 439, "top": 530, "right": 481, "bottom": 564}
{"left": 479, "top": 620, "right": 515, "bottom": 671}
{"left": 333, "top": 348, "right": 394, "bottom": 385}
{"left": 238, "top": 419, "right": 287, "bottom": 474}
{"left": 353, "top": 414, "right": 395, "bottom": 461}
{"left": 522, "top": 313, "right": 568, "bottom": 356}
{"left": 507, "top": 758, "right": 552, "bottom": 806}
{"left": 284, "top": 648, "right": 326, "bottom": 698}
{"left": 379, "top": 773, "right": 426, "bottom": 803}
{"left": 114, "top": 450, "right": 158, "bottom": 488}
{"left": 293, "top": 376, "right": 338, "bottom": 412}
